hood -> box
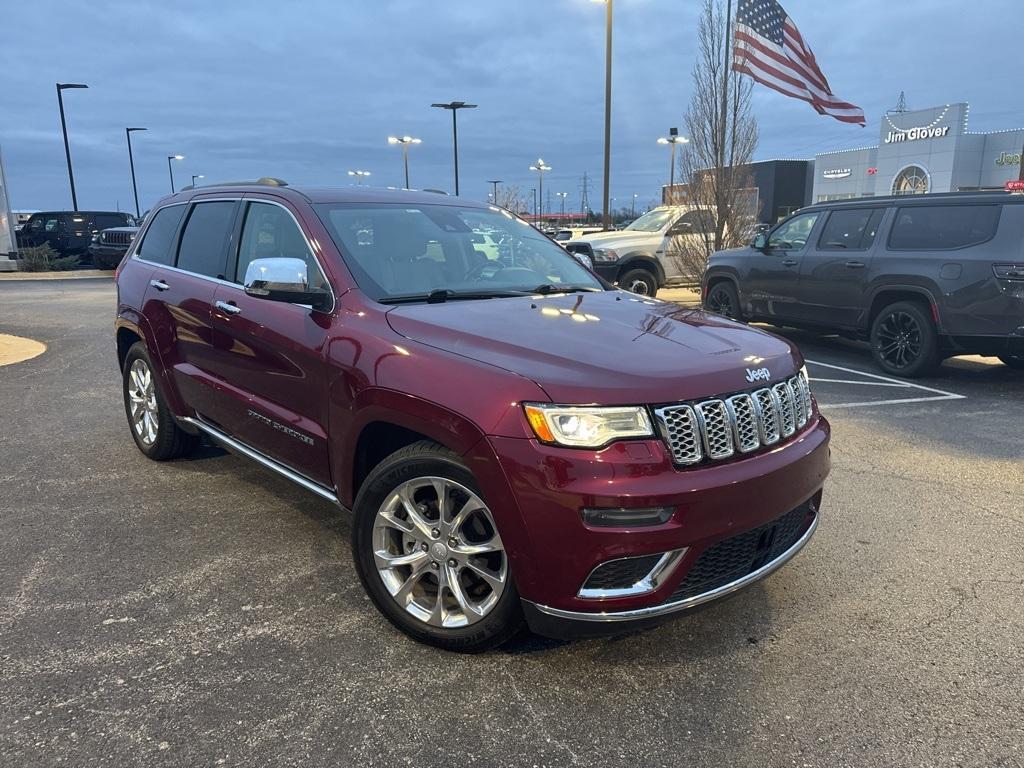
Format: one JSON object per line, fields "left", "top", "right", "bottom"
{"left": 579, "top": 229, "right": 662, "bottom": 251}
{"left": 385, "top": 291, "right": 802, "bottom": 405}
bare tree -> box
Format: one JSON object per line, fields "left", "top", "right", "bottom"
{"left": 671, "top": 0, "right": 758, "bottom": 281}
{"left": 495, "top": 184, "right": 528, "bottom": 215}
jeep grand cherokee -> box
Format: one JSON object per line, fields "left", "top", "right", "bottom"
{"left": 114, "top": 181, "right": 830, "bottom": 651}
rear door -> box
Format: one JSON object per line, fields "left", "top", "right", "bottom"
{"left": 205, "top": 198, "right": 334, "bottom": 486}
{"left": 140, "top": 200, "right": 239, "bottom": 420}
{"left": 793, "top": 207, "right": 886, "bottom": 327}
{"left": 745, "top": 210, "right": 822, "bottom": 320}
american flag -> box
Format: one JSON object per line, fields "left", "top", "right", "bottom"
{"left": 732, "top": 0, "right": 865, "bottom": 125}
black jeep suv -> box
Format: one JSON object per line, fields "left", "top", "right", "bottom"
{"left": 703, "top": 192, "right": 1024, "bottom": 376}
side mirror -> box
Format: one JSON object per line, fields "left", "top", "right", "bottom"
{"left": 753, "top": 233, "right": 768, "bottom": 250}
{"left": 244, "top": 257, "right": 331, "bottom": 311}
{"left": 571, "top": 251, "right": 593, "bottom": 270}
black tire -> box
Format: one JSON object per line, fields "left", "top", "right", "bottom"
{"left": 122, "top": 342, "right": 198, "bottom": 460}
{"left": 705, "top": 280, "right": 742, "bottom": 320}
{"left": 618, "top": 268, "right": 658, "bottom": 297}
{"left": 870, "top": 300, "right": 939, "bottom": 378}
{"left": 999, "top": 354, "right": 1024, "bottom": 370}
{"left": 351, "top": 440, "right": 524, "bottom": 652}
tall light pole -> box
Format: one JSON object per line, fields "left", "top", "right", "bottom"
{"left": 191, "top": 174, "right": 204, "bottom": 187}
{"left": 347, "top": 170, "right": 371, "bottom": 185}
{"left": 556, "top": 191, "right": 568, "bottom": 218}
{"left": 166, "top": 154, "right": 184, "bottom": 193}
{"left": 387, "top": 136, "right": 421, "bottom": 189}
{"left": 56, "top": 83, "right": 88, "bottom": 211}
{"left": 591, "top": 0, "right": 613, "bottom": 230}
{"left": 487, "top": 179, "right": 502, "bottom": 206}
{"left": 531, "top": 189, "right": 537, "bottom": 224}
{"left": 431, "top": 101, "right": 477, "bottom": 196}
{"left": 657, "top": 128, "right": 689, "bottom": 202}
{"left": 529, "top": 158, "right": 551, "bottom": 223}
{"left": 631, "top": 193, "right": 638, "bottom": 218}
{"left": 125, "top": 127, "right": 146, "bottom": 218}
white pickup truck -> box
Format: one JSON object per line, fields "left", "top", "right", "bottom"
{"left": 564, "top": 205, "right": 711, "bottom": 295}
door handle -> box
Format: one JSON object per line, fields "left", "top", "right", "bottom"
{"left": 844, "top": 261, "right": 866, "bottom": 269}
{"left": 215, "top": 300, "right": 242, "bottom": 315}
{"left": 782, "top": 259, "right": 798, "bottom": 267}
{"left": 149, "top": 279, "right": 169, "bottom": 291}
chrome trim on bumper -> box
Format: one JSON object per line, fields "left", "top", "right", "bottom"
{"left": 578, "top": 548, "right": 688, "bottom": 599}
{"left": 180, "top": 416, "right": 341, "bottom": 506}
{"left": 527, "top": 512, "right": 818, "bottom": 623}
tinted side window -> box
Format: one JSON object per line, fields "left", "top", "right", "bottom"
{"left": 235, "top": 202, "right": 326, "bottom": 289}
{"left": 176, "top": 201, "right": 236, "bottom": 278}
{"left": 888, "top": 205, "right": 1001, "bottom": 250}
{"left": 818, "top": 208, "right": 882, "bottom": 251}
{"left": 137, "top": 205, "right": 186, "bottom": 265}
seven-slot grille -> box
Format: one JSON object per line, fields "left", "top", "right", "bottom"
{"left": 100, "top": 230, "right": 134, "bottom": 246}
{"left": 655, "top": 372, "right": 813, "bottom": 466}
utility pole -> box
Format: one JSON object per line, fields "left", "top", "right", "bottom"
{"left": 579, "top": 172, "right": 591, "bottom": 221}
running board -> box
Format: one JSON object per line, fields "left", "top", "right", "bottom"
{"left": 180, "top": 417, "right": 342, "bottom": 506}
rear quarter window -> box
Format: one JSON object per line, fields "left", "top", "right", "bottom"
{"left": 887, "top": 205, "right": 1001, "bottom": 250}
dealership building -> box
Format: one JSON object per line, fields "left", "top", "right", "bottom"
{"left": 811, "top": 102, "right": 1024, "bottom": 202}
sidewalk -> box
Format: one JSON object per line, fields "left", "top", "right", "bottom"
{"left": 0, "top": 269, "right": 113, "bottom": 281}
{"left": 657, "top": 287, "right": 701, "bottom": 308}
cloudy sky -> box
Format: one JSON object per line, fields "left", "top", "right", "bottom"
{"left": 3, "top": 0, "right": 1020, "bottom": 214}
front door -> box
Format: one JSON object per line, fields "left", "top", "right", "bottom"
{"left": 206, "top": 199, "right": 334, "bottom": 487}
{"left": 745, "top": 210, "right": 822, "bottom": 320}
{"left": 793, "top": 207, "right": 885, "bottom": 328}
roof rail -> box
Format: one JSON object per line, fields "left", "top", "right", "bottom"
{"left": 421, "top": 188, "right": 450, "bottom": 196}
{"left": 180, "top": 177, "right": 288, "bottom": 191}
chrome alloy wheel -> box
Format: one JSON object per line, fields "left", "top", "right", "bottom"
{"left": 127, "top": 358, "right": 159, "bottom": 446}
{"left": 372, "top": 477, "right": 507, "bottom": 628}
{"left": 627, "top": 278, "right": 652, "bottom": 296}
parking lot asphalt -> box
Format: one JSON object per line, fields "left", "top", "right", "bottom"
{"left": 1, "top": 278, "right": 1022, "bottom": 768}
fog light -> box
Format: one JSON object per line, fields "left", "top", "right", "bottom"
{"left": 581, "top": 506, "right": 675, "bottom": 528}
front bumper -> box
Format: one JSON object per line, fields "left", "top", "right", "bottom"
{"left": 477, "top": 414, "right": 830, "bottom": 638}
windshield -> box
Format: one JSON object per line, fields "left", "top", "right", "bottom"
{"left": 625, "top": 209, "right": 674, "bottom": 233}
{"left": 314, "top": 203, "right": 603, "bottom": 302}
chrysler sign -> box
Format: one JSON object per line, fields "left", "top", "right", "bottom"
{"left": 822, "top": 168, "right": 852, "bottom": 179}
{"left": 884, "top": 125, "right": 950, "bottom": 143}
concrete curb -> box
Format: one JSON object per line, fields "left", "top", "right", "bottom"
{"left": 0, "top": 269, "right": 113, "bottom": 281}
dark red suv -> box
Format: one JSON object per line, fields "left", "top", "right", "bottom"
{"left": 114, "top": 180, "right": 830, "bottom": 651}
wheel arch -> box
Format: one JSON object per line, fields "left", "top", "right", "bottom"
{"left": 617, "top": 253, "right": 665, "bottom": 286}
{"left": 339, "top": 390, "right": 488, "bottom": 509}
{"left": 866, "top": 285, "right": 941, "bottom": 331}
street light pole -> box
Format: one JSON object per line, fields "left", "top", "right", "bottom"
{"left": 388, "top": 136, "right": 421, "bottom": 189}
{"left": 531, "top": 188, "right": 537, "bottom": 224}
{"left": 631, "top": 193, "right": 637, "bottom": 218}
{"left": 431, "top": 101, "right": 477, "bottom": 196}
{"left": 556, "top": 191, "right": 568, "bottom": 218}
{"left": 125, "top": 127, "right": 146, "bottom": 218}
{"left": 596, "top": 0, "right": 613, "bottom": 230}
{"left": 347, "top": 170, "right": 371, "bottom": 185}
{"left": 191, "top": 174, "right": 204, "bottom": 187}
{"left": 529, "top": 158, "right": 551, "bottom": 224}
{"left": 166, "top": 154, "right": 184, "bottom": 193}
{"left": 657, "top": 130, "right": 689, "bottom": 203}
{"left": 487, "top": 180, "right": 502, "bottom": 206}
{"left": 56, "top": 83, "right": 88, "bottom": 211}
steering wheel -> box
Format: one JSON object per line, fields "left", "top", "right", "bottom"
{"left": 465, "top": 259, "right": 501, "bottom": 282}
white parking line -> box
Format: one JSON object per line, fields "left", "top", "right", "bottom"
{"left": 811, "top": 378, "right": 913, "bottom": 388}
{"left": 805, "top": 359, "right": 967, "bottom": 409}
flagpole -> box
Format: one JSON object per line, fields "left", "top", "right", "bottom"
{"left": 720, "top": 0, "right": 732, "bottom": 169}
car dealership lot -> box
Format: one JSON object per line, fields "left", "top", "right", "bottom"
{"left": 1, "top": 279, "right": 1021, "bottom": 767}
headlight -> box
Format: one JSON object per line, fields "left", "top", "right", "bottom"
{"left": 591, "top": 248, "right": 619, "bottom": 263}
{"left": 523, "top": 403, "right": 653, "bottom": 448}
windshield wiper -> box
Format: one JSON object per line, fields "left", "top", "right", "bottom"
{"left": 379, "top": 289, "right": 530, "bottom": 305}
{"left": 531, "top": 284, "right": 602, "bottom": 295}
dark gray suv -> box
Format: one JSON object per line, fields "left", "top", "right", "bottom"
{"left": 703, "top": 192, "right": 1024, "bottom": 377}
